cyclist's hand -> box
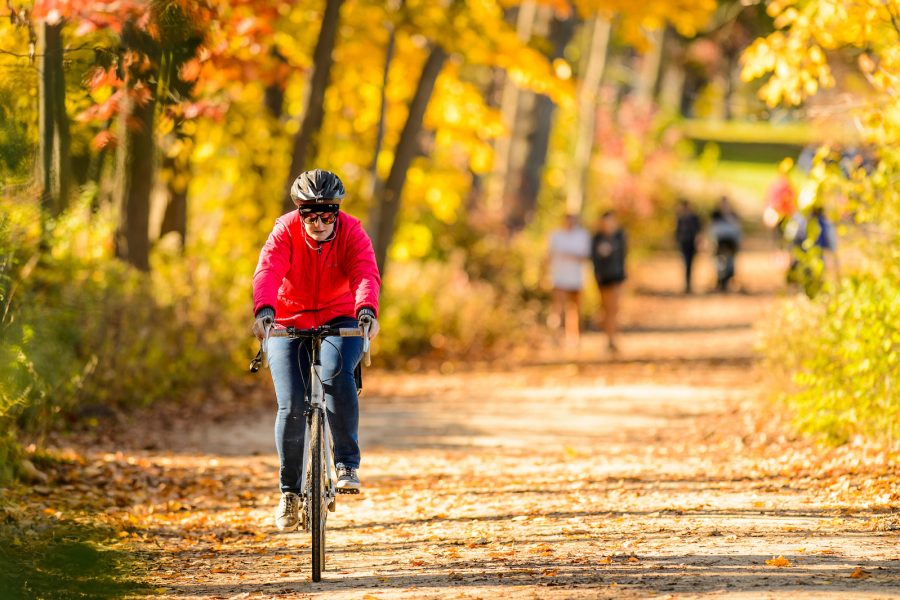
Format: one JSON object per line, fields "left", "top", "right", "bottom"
{"left": 252, "top": 307, "right": 275, "bottom": 340}
{"left": 357, "top": 308, "right": 380, "bottom": 340}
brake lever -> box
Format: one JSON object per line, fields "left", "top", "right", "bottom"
{"left": 262, "top": 325, "right": 272, "bottom": 370}
{"left": 362, "top": 322, "right": 371, "bottom": 367}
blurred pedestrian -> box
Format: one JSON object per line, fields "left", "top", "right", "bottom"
{"left": 591, "top": 210, "right": 627, "bottom": 353}
{"left": 547, "top": 213, "right": 591, "bottom": 348}
{"left": 709, "top": 197, "right": 742, "bottom": 292}
{"left": 784, "top": 203, "right": 838, "bottom": 298}
{"left": 763, "top": 158, "right": 797, "bottom": 243}
{"left": 674, "top": 199, "right": 702, "bottom": 294}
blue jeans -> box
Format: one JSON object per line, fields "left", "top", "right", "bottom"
{"left": 267, "top": 316, "right": 363, "bottom": 494}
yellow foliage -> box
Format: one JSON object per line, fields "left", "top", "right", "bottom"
{"left": 742, "top": 0, "right": 900, "bottom": 144}
{"left": 390, "top": 222, "right": 434, "bottom": 261}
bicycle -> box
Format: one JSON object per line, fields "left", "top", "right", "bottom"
{"left": 250, "top": 321, "right": 370, "bottom": 582}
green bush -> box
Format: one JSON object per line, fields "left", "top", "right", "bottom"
{"left": 0, "top": 198, "right": 236, "bottom": 467}
{"left": 762, "top": 270, "right": 900, "bottom": 444}
{"left": 761, "top": 149, "right": 900, "bottom": 444}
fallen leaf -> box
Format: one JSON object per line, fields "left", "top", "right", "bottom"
{"left": 766, "top": 555, "right": 792, "bottom": 567}
{"left": 850, "top": 567, "right": 872, "bottom": 579}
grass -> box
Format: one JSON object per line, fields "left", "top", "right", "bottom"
{"left": 0, "top": 509, "right": 151, "bottom": 599}
{"left": 679, "top": 119, "right": 854, "bottom": 146}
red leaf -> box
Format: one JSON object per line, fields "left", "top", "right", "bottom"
{"left": 91, "top": 130, "right": 116, "bottom": 150}
{"left": 180, "top": 59, "right": 201, "bottom": 83}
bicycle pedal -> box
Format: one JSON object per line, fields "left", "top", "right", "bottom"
{"left": 337, "top": 488, "right": 360, "bottom": 495}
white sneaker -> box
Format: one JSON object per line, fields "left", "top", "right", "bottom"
{"left": 336, "top": 467, "right": 361, "bottom": 491}
{"left": 275, "top": 492, "right": 300, "bottom": 530}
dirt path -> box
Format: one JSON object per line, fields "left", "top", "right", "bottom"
{"left": 43, "top": 248, "right": 900, "bottom": 598}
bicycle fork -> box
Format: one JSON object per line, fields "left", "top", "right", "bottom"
{"left": 299, "top": 363, "right": 337, "bottom": 528}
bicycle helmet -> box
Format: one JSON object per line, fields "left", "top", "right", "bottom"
{"left": 290, "top": 169, "right": 346, "bottom": 204}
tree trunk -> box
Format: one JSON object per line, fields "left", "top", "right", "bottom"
{"left": 723, "top": 47, "right": 737, "bottom": 120}
{"left": 37, "top": 20, "right": 71, "bottom": 218}
{"left": 634, "top": 27, "right": 665, "bottom": 105}
{"left": 282, "top": 0, "right": 344, "bottom": 213}
{"left": 366, "top": 11, "right": 399, "bottom": 201}
{"left": 114, "top": 89, "right": 155, "bottom": 272}
{"left": 566, "top": 16, "right": 610, "bottom": 215}
{"left": 485, "top": 1, "right": 538, "bottom": 216}
{"left": 657, "top": 29, "right": 685, "bottom": 113}
{"left": 508, "top": 13, "right": 576, "bottom": 231}
{"left": 159, "top": 151, "right": 188, "bottom": 248}
{"left": 369, "top": 44, "right": 448, "bottom": 276}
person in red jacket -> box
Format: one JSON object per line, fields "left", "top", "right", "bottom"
{"left": 251, "top": 169, "right": 381, "bottom": 531}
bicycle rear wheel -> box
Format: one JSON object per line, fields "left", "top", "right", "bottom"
{"left": 310, "top": 408, "right": 326, "bottom": 581}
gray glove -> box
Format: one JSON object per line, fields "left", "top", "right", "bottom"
{"left": 357, "top": 307, "right": 379, "bottom": 339}
{"left": 252, "top": 306, "right": 275, "bottom": 340}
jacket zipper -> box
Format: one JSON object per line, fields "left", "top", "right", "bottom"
{"left": 306, "top": 216, "right": 339, "bottom": 327}
{"left": 312, "top": 242, "right": 322, "bottom": 326}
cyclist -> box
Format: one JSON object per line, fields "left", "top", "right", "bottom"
{"left": 251, "top": 169, "right": 381, "bottom": 530}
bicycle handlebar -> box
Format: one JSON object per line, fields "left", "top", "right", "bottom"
{"left": 267, "top": 326, "right": 364, "bottom": 338}
{"left": 250, "top": 322, "right": 371, "bottom": 373}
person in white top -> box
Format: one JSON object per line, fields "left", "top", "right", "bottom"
{"left": 546, "top": 213, "right": 591, "bottom": 347}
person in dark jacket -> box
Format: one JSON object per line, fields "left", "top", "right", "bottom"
{"left": 591, "top": 210, "right": 627, "bottom": 353}
{"left": 675, "top": 199, "right": 702, "bottom": 294}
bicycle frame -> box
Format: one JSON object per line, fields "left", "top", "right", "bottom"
{"left": 298, "top": 336, "right": 336, "bottom": 518}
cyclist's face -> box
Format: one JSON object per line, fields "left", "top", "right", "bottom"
{"left": 299, "top": 205, "right": 339, "bottom": 241}
{"left": 303, "top": 213, "right": 336, "bottom": 241}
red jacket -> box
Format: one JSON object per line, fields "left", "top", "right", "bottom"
{"left": 253, "top": 210, "right": 381, "bottom": 328}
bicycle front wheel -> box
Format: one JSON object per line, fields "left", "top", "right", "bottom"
{"left": 310, "top": 408, "right": 326, "bottom": 581}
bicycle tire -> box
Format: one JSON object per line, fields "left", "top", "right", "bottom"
{"left": 310, "top": 408, "right": 326, "bottom": 581}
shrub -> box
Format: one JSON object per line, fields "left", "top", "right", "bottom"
{"left": 762, "top": 270, "right": 900, "bottom": 444}
{"left": 0, "top": 197, "right": 236, "bottom": 463}
{"left": 377, "top": 253, "right": 542, "bottom": 369}
{"left": 761, "top": 148, "right": 900, "bottom": 444}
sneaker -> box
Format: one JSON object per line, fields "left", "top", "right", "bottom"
{"left": 275, "top": 492, "right": 300, "bottom": 530}
{"left": 336, "top": 467, "right": 360, "bottom": 491}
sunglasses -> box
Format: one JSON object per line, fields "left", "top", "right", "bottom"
{"left": 300, "top": 211, "right": 338, "bottom": 225}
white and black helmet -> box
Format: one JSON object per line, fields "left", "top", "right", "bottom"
{"left": 290, "top": 169, "right": 346, "bottom": 204}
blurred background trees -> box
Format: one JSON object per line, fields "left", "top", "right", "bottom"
{"left": 1, "top": 0, "right": 896, "bottom": 473}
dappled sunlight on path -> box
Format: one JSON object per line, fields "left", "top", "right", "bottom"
{"left": 26, "top": 248, "right": 899, "bottom": 598}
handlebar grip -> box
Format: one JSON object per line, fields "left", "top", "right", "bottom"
{"left": 338, "top": 328, "right": 364, "bottom": 337}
